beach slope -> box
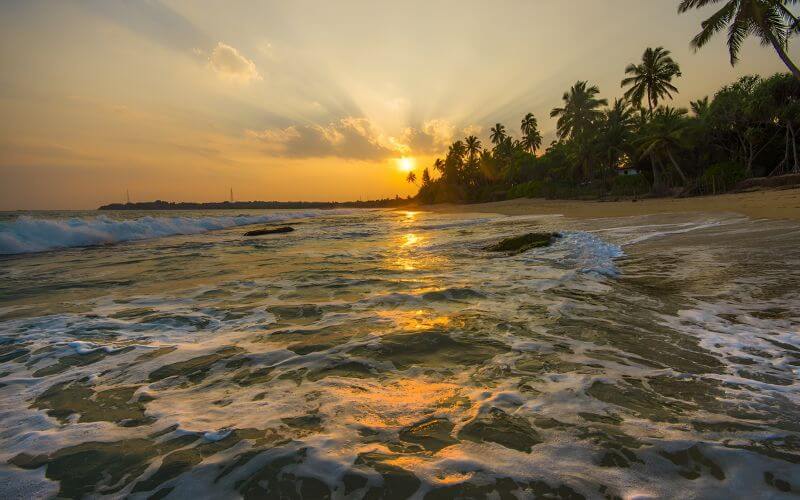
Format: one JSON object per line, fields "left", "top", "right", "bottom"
{"left": 421, "top": 188, "right": 800, "bottom": 221}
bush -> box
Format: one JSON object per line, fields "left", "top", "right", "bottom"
{"left": 507, "top": 180, "right": 544, "bottom": 199}
{"left": 506, "top": 180, "right": 603, "bottom": 200}
{"left": 698, "top": 162, "right": 747, "bottom": 194}
{"left": 610, "top": 175, "right": 650, "bottom": 197}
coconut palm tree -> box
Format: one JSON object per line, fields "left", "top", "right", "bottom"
{"left": 550, "top": 81, "right": 608, "bottom": 141}
{"left": 520, "top": 113, "right": 542, "bottom": 154}
{"left": 443, "top": 140, "right": 466, "bottom": 182}
{"left": 521, "top": 112, "right": 537, "bottom": 135}
{"left": 465, "top": 135, "right": 482, "bottom": 160}
{"left": 599, "top": 99, "right": 636, "bottom": 175}
{"left": 405, "top": 171, "right": 417, "bottom": 185}
{"left": 690, "top": 96, "right": 710, "bottom": 117}
{"left": 448, "top": 140, "right": 466, "bottom": 161}
{"left": 678, "top": 0, "right": 800, "bottom": 81}
{"left": 550, "top": 81, "right": 608, "bottom": 179}
{"left": 621, "top": 47, "right": 682, "bottom": 113}
{"left": 490, "top": 123, "right": 507, "bottom": 145}
{"left": 421, "top": 168, "right": 432, "bottom": 186}
{"left": 639, "top": 106, "right": 691, "bottom": 190}
{"left": 521, "top": 130, "right": 543, "bottom": 155}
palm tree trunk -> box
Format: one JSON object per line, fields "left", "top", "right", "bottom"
{"left": 665, "top": 149, "right": 688, "bottom": 185}
{"left": 791, "top": 122, "right": 799, "bottom": 173}
{"left": 771, "top": 124, "right": 790, "bottom": 176}
{"left": 766, "top": 31, "right": 800, "bottom": 82}
{"left": 650, "top": 154, "right": 665, "bottom": 194}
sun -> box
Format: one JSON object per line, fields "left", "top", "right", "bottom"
{"left": 397, "top": 157, "right": 416, "bottom": 173}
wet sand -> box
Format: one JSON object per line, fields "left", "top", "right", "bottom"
{"left": 421, "top": 187, "right": 800, "bottom": 221}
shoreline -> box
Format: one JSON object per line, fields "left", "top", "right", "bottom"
{"left": 416, "top": 187, "right": 800, "bottom": 222}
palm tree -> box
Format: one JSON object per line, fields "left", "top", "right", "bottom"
{"left": 433, "top": 158, "right": 445, "bottom": 175}
{"left": 550, "top": 81, "right": 608, "bottom": 180}
{"left": 639, "top": 106, "right": 691, "bottom": 191}
{"left": 406, "top": 171, "right": 417, "bottom": 185}
{"left": 690, "top": 96, "right": 710, "bottom": 117}
{"left": 550, "top": 81, "right": 608, "bottom": 141}
{"left": 421, "top": 167, "right": 432, "bottom": 186}
{"left": 521, "top": 113, "right": 537, "bottom": 135}
{"left": 490, "top": 123, "right": 507, "bottom": 145}
{"left": 448, "top": 140, "right": 466, "bottom": 160}
{"left": 520, "top": 113, "right": 542, "bottom": 154}
{"left": 678, "top": 0, "right": 800, "bottom": 81}
{"left": 521, "top": 130, "right": 543, "bottom": 155}
{"left": 621, "top": 47, "right": 682, "bottom": 113}
{"left": 465, "top": 135, "right": 482, "bottom": 160}
{"left": 444, "top": 140, "right": 466, "bottom": 182}
{"left": 599, "top": 99, "right": 635, "bottom": 176}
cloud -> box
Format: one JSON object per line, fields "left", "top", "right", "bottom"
{"left": 462, "top": 124, "right": 483, "bottom": 137}
{"left": 247, "top": 117, "right": 476, "bottom": 159}
{"left": 247, "top": 117, "right": 399, "bottom": 160}
{"left": 400, "top": 119, "right": 455, "bottom": 154}
{"left": 208, "top": 42, "right": 261, "bottom": 82}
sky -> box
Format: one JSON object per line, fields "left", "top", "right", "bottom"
{"left": 0, "top": 0, "right": 797, "bottom": 210}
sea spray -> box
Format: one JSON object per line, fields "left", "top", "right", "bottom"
{"left": 0, "top": 212, "right": 330, "bottom": 254}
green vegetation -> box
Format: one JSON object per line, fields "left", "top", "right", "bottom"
{"left": 414, "top": 70, "right": 800, "bottom": 204}
{"left": 413, "top": 0, "right": 800, "bottom": 205}
{"left": 678, "top": 0, "right": 800, "bottom": 81}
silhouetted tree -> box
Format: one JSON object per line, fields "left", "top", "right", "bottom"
{"left": 621, "top": 47, "right": 681, "bottom": 113}
{"left": 520, "top": 113, "right": 542, "bottom": 154}
{"left": 490, "top": 123, "right": 507, "bottom": 146}
{"left": 678, "top": 0, "right": 800, "bottom": 81}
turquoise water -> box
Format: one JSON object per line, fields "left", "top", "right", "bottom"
{"left": 0, "top": 209, "right": 798, "bottom": 498}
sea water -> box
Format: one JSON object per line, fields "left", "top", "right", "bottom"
{"left": 0, "top": 209, "right": 798, "bottom": 498}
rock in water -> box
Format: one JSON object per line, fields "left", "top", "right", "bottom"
{"left": 457, "top": 407, "right": 541, "bottom": 452}
{"left": 243, "top": 226, "right": 294, "bottom": 236}
{"left": 485, "top": 232, "right": 558, "bottom": 255}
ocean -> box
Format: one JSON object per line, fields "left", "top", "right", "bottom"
{"left": 0, "top": 208, "right": 798, "bottom": 498}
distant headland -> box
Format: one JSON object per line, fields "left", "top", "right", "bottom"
{"left": 98, "top": 198, "right": 411, "bottom": 211}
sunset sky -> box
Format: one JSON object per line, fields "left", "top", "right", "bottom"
{"left": 0, "top": 0, "right": 795, "bottom": 209}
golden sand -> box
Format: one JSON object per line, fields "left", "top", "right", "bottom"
{"left": 419, "top": 187, "right": 800, "bottom": 221}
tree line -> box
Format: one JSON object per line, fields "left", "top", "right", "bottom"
{"left": 411, "top": 0, "right": 800, "bottom": 203}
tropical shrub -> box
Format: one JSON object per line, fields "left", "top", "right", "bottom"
{"left": 610, "top": 175, "right": 650, "bottom": 197}
{"left": 698, "top": 162, "right": 746, "bottom": 194}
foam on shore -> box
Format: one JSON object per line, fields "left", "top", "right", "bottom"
{"left": 0, "top": 212, "right": 327, "bottom": 254}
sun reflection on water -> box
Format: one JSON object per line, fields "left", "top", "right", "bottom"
{"left": 330, "top": 379, "right": 465, "bottom": 427}
{"left": 377, "top": 309, "right": 451, "bottom": 331}
{"left": 402, "top": 233, "right": 420, "bottom": 247}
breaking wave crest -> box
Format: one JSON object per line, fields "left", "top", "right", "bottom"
{"left": 0, "top": 213, "right": 323, "bottom": 255}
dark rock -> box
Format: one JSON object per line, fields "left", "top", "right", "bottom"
{"left": 660, "top": 444, "right": 725, "bottom": 481}
{"left": 31, "top": 380, "right": 153, "bottom": 426}
{"left": 458, "top": 407, "right": 541, "bottom": 452}
{"left": 398, "top": 417, "right": 457, "bottom": 452}
{"left": 243, "top": 226, "right": 294, "bottom": 237}
{"left": 485, "top": 232, "right": 559, "bottom": 255}
{"left": 354, "top": 451, "right": 421, "bottom": 498}
{"left": 148, "top": 346, "right": 244, "bottom": 383}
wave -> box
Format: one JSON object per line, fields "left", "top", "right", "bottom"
{"left": 556, "top": 231, "right": 625, "bottom": 277}
{"left": 0, "top": 212, "right": 325, "bottom": 255}
{"left": 413, "top": 218, "right": 492, "bottom": 231}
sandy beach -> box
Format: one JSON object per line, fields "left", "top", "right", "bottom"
{"left": 421, "top": 187, "right": 800, "bottom": 221}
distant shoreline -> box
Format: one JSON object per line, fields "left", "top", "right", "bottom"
{"left": 97, "top": 199, "right": 409, "bottom": 211}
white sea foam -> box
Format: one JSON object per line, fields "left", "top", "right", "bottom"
{"left": 0, "top": 212, "right": 327, "bottom": 255}
{"left": 562, "top": 231, "right": 625, "bottom": 276}
{"left": 1, "top": 210, "right": 798, "bottom": 498}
